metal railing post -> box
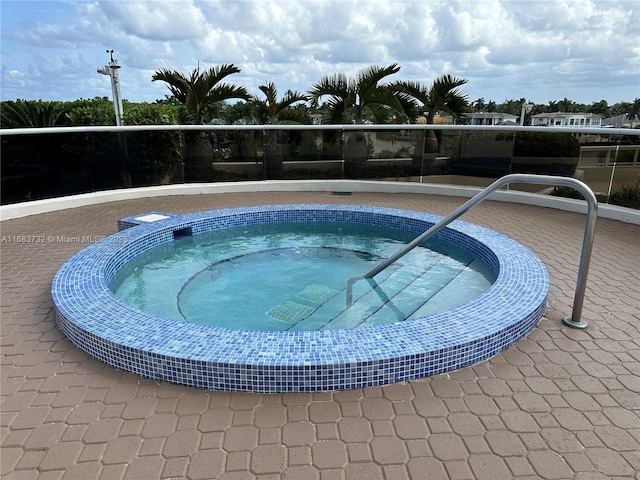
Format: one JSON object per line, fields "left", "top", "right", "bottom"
{"left": 345, "top": 174, "right": 598, "bottom": 329}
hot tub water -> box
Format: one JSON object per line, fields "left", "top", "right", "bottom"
{"left": 110, "top": 222, "right": 496, "bottom": 331}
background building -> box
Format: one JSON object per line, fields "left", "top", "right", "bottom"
{"left": 530, "top": 112, "right": 603, "bottom": 127}
{"left": 463, "top": 112, "right": 518, "bottom": 126}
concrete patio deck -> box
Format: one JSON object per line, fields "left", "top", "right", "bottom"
{"left": 1, "top": 190, "right": 639, "bottom": 479}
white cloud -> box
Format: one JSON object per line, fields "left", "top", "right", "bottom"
{"left": 95, "top": 1, "right": 209, "bottom": 41}
{"left": 1, "top": 0, "right": 638, "bottom": 104}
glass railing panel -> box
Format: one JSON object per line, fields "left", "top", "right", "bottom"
{"left": 347, "top": 128, "right": 419, "bottom": 181}
{"left": 83, "top": 132, "right": 134, "bottom": 192}
{"left": 1, "top": 132, "right": 95, "bottom": 204}
{"left": 576, "top": 131, "right": 619, "bottom": 196}
{"left": 415, "top": 128, "right": 515, "bottom": 188}
{"left": 281, "top": 128, "right": 343, "bottom": 180}
{"left": 607, "top": 132, "right": 640, "bottom": 208}
{"left": 88, "top": 130, "right": 185, "bottom": 190}
{"left": 509, "top": 129, "right": 581, "bottom": 194}
{"left": 122, "top": 130, "right": 185, "bottom": 186}
{"left": 2, "top": 125, "right": 639, "bottom": 209}
{"left": 195, "top": 129, "right": 263, "bottom": 182}
{"left": 341, "top": 130, "right": 368, "bottom": 179}
{"left": 576, "top": 132, "right": 633, "bottom": 200}
{"left": 448, "top": 128, "right": 515, "bottom": 176}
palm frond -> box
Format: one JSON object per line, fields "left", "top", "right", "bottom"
{"left": 309, "top": 64, "right": 463, "bottom": 124}
{"left": 357, "top": 63, "right": 400, "bottom": 96}
{"left": 205, "top": 84, "right": 250, "bottom": 105}
{"left": 151, "top": 69, "right": 190, "bottom": 104}
{"left": 275, "top": 108, "right": 312, "bottom": 125}
{"left": 280, "top": 90, "right": 310, "bottom": 109}
{"left": 363, "top": 103, "right": 394, "bottom": 124}
{"left": 258, "top": 82, "right": 279, "bottom": 105}
{"left": 308, "top": 74, "right": 348, "bottom": 106}
{"left": 323, "top": 96, "right": 347, "bottom": 124}
{"left": 390, "top": 75, "right": 469, "bottom": 123}
{"left": 390, "top": 89, "right": 420, "bottom": 122}
{"left": 202, "top": 64, "right": 242, "bottom": 92}
{"left": 367, "top": 87, "right": 404, "bottom": 110}
{"left": 430, "top": 74, "right": 470, "bottom": 104}
{"left": 391, "top": 80, "right": 430, "bottom": 107}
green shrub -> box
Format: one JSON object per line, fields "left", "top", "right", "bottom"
{"left": 550, "top": 181, "right": 640, "bottom": 210}
{"left": 549, "top": 186, "right": 586, "bottom": 200}
{"left": 66, "top": 97, "right": 116, "bottom": 125}
{"left": 607, "top": 181, "right": 640, "bottom": 209}
{"left": 512, "top": 131, "right": 580, "bottom": 176}
{"left": 513, "top": 132, "right": 580, "bottom": 158}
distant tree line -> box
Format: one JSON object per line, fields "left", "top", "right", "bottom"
{"left": 1, "top": 61, "right": 638, "bottom": 128}
{"left": 2, "top": 94, "right": 638, "bottom": 129}
{"left": 471, "top": 96, "right": 640, "bottom": 120}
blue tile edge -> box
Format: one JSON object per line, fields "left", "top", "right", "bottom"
{"left": 51, "top": 204, "right": 549, "bottom": 392}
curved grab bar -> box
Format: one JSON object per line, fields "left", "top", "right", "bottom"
{"left": 346, "top": 174, "right": 598, "bottom": 329}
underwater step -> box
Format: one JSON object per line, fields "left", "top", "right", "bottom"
{"left": 323, "top": 259, "right": 471, "bottom": 329}
{"left": 286, "top": 267, "right": 401, "bottom": 331}
{"left": 267, "top": 283, "right": 339, "bottom": 324}
{"left": 296, "top": 283, "right": 338, "bottom": 304}
{"left": 287, "top": 256, "right": 458, "bottom": 331}
{"left": 411, "top": 258, "right": 495, "bottom": 318}
{"left": 363, "top": 261, "right": 473, "bottom": 327}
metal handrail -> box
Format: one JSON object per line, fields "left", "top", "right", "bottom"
{"left": 345, "top": 174, "right": 598, "bottom": 329}
{"left": 0, "top": 124, "right": 635, "bottom": 136}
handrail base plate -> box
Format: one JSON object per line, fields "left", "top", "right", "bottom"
{"left": 563, "top": 316, "right": 588, "bottom": 329}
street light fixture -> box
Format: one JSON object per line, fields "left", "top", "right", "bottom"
{"left": 97, "top": 49, "right": 124, "bottom": 126}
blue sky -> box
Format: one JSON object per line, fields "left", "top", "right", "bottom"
{"left": 1, "top": 0, "right": 638, "bottom": 105}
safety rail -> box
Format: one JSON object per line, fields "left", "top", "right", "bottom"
{"left": 345, "top": 174, "right": 598, "bottom": 329}
{"left": 0, "top": 123, "right": 634, "bottom": 135}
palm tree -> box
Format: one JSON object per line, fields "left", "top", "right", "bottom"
{"left": 558, "top": 97, "right": 573, "bottom": 113}
{"left": 394, "top": 74, "right": 469, "bottom": 124}
{"left": 252, "top": 82, "right": 309, "bottom": 125}
{"left": 151, "top": 64, "right": 250, "bottom": 180}
{"left": 1, "top": 100, "right": 71, "bottom": 128}
{"left": 152, "top": 63, "right": 250, "bottom": 124}
{"left": 251, "top": 82, "right": 310, "bottom": 178}
{"left": 472, "top": 98, "right": 486, "bottom": 113}
{"left": 392, "top": 75, "right": 469, "bottom": 171}
{"left": 308, "top": 63, "right": 413, "bottom": 177}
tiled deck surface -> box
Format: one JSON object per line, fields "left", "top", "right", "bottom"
{"left": 1, "top": 190, "right": 639, "bottom": 480}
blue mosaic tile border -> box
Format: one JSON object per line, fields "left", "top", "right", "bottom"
{"left": 51, "top": 204, "right": 549, "bottom": 392}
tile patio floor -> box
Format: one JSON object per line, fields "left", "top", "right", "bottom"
{"left": 1, "top": 190, "right": 639, "bottom": 479}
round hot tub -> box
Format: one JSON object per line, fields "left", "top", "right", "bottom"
{"left": 52, "top": 204, "right": 548, "bottom": 392}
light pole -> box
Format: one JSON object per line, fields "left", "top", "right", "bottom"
{"left": 97, "top": 50, "right": 124, "bottom": 126}
{"left": 519, "top": 103, "right": 534, "bottom": 126}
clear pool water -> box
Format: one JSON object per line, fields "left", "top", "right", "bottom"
{"left": 110, "top": 222, "right": 496, "bottom": 331}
